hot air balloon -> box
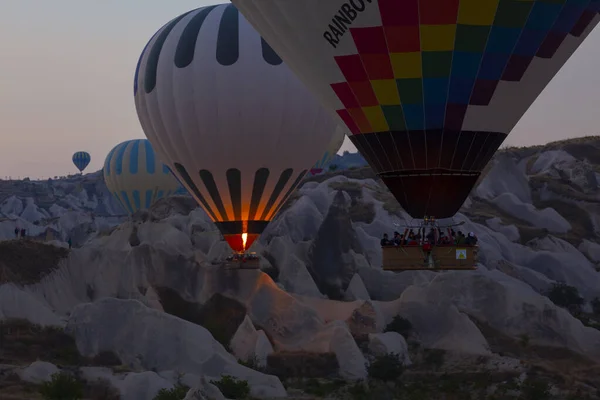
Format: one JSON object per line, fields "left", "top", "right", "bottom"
{"left": 233, "top": 0, "right": 599, "bottom": 271}
{"left": 310, "top": 126, "right": 346, "bottom": 175}
{"left": 134, "top": 4, "right": 338, "bottom": 255}
{"left": 72, "top": 151, "right": 91, "bottom": 173}
{"left": 103, "top": 139, "right": 180, "bottom": 215}
{"left": 233, "top": 0, "right": 600, "bottom": 219}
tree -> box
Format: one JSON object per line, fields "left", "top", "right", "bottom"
{"left": 547, "top": 283, "right": 584, "bottom": 315}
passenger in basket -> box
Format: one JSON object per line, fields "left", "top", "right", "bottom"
{"left": 380, "top": 233, "right": 391, "bottom": 246}
{"left": 455, "top": 231, "right": 466, "bottom": 245}
{"left": 465, "top": 232, "right": 478, "bottom": 246}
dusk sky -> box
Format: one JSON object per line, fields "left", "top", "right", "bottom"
{"left": 1, "top": 1, "right": 599, "bottom": 179}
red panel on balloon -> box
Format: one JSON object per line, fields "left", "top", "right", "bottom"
{"left": 331, "top": 82, "right": 360, "bottom": 108}
{"left": 384, "top": 26, "right": 421, "bottom": 52}
{"left": 334, "top": 55, "right": 368, "bottom": 82}
{"left": 360, "top": 53, "right": 395, "bottom": 80}
{"left": 336, "top": 109, "right": 361, "bottom": 135}
{"left": 351, "top": 26, "right": 389, "bottom": 54}
{"left": 379, "top": 0, "right": 419, "bottom": 26}
{"left": 348, "top": 81, "right": 379, "bottom": 107}
{"left": 419, "top": 0, "right": 460, "bottom": 25}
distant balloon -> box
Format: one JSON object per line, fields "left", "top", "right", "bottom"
{"left": 72, "top": 152, "right": 90, "bottom": 173}
{"left": 233, "top": 0, "right": 600, "bottom": 219}
{"left": 311, "top": 126, "right": 346, "bottom": 175}
{"left": 134, "top": 4, "right": 338, "bottom": 253}
{"left": 103, "top": 139, "right": 179, "bottom": 214}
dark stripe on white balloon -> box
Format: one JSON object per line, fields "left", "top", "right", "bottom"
{"left": 271, "top": 169, "right": 308, "bottom": 217}
{"left": 216, "top": 4, "right": 240, "bottom": 66}
{"left": 144, "top": 10, "right": 194, "bottom": 93}
{"left": 248, "top": 168, "right": 269, "bottom": 220}
{"left": 259, "top": 169, "right": 293, "bottom": 220}
{"left": 226, "top": 168, "right": 242, "bottom": 221}
{"left": 261, "top": 38, "right": 283, "bottom": 66}
{"left": 173, "top": 163, "right": 218, "bottom": 221}
{"left": 174, "top": 5, "right": 218, "bottom": 68}
{"left": 199, "top": 170, "right": 229, "bottom": 221}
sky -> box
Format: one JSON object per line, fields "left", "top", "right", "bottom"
{"left": 0, "top": 1, "right": 599, "bottom": 179}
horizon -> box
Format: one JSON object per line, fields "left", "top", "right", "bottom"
{"left": 1, "top": 1, "right": 599, "bottom": 179}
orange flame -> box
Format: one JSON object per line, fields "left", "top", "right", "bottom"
{"left": 241, "top": 233, "right": 248, "bottom": 251}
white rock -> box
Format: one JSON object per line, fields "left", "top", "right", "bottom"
{"left": 18, "top": 361, "right": 59, "bottom": 384}
{"left": 491, "top": 193, "right": 571, "bottom": 233}
{"left": 184, "top": 376, "right": 226, "bottom": 400}
{"left": 579, "top": 239, "right": 600, "bottom": 263}
{"left": 118, "top": 371, "right": 172, "bottom": 400}
{"left": 230, "top": 316, "right": 259, "bottom": 363}
{"left": 300, "top": 321, "right": 367, "bottom": 380}
{"left": 344, "top": 273, "right": 371, "bottom": 301}
{"left": 530, "top": 150, "right": 576, "bottom": 175}
{"left": 368, "top": 332, "right": 411, "bottom": 366}
{"left": 475, "top": 155, "right": 532, "bottom": 203}
{"left": 0, "top": 284, "right": 63, "bottom": 327}
{"left": 398, "top": 301, "right": 491, "bottom": 356}
{"left": 485, "top": 218, "right": 520, "bottom": 242}
{"left": 65, "top": 298, "right": 286, "bottom": 398}
{"left": 254, "top": 331, "right": 275, "bottom": 368}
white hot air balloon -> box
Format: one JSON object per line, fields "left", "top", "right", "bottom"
{"left": 134, "top": 4, "right": 339, "bottom": 253}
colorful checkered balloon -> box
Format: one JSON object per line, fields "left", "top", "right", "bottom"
{"left": 233, "top": 0, "right": 600, "bottom": 218}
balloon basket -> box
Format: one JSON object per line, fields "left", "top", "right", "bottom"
{"left": 222, "top": 252, "right": 260, "bottom": 270}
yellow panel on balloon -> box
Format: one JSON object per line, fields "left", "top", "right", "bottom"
{"left": 390, "top": 52, "right": 422, "bottom": 79}
{"left": 420, "top": 25, "right": 457, "bottom": 52}
{"left": 458, "top": 0, "right": 500, "bottom": 26}
{"left": 371, "top": 80, "right": 401, "bottom": 105}
{"left": 362, "top": 106, "right": 389, "bottom": 132}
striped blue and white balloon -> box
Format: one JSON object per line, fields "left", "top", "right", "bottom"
{"left": 103, "top": 139, "right": 180, "bottom": 214}
{"left": 72, "top": 151, "right": 91, "bottom": 173}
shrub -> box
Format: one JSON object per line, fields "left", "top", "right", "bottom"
{"left": 547, "top": 282, "right": 584, "bottom": 314}
{"left": 520, "top": 377, "right": 551, "bottom": 400}
{"left": 346, "top": 381, "right": 370, "bottom": 400}
{"left": 210, "top": 375, "right": 250, "bottom": 399}
{"left": 86, "top": 378, "right": 120, "bottom": 400}
{"left": 384, "top": 315, "right": 413, "bottom": 338}
{"left": 266, "top": 351, "right": 339, "bottom": 379}
{"left": 422, "top": 349, "right": 446, "bottom": 370}
{"left": 238, "top": 354, "right": 264, "bottom": 372}
{"left": 91, "top": 351, "right": 121, "bottom": 367}
{"left": 301, "top": 378, "right": 346, "bottom": 396}
{"left": 349, "top": 201, "right": 376, "bottom": 224}
{"left": 519, "top": 333, "right": 531, "bottom": 348}
{"left": 39, "top": 372, "right": 84, "bottom": 400}
{"left": 328, "top": 181, "right": 363, "bottom": 199}
{"left": 367, "top": 353, "right": 404, "bottom": 381}
{"left": 153, "top": 383, "right": 190, "bottom": 400}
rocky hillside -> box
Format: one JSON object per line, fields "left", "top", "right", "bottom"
{"left": 1, "top": 137, "right": 600, "bottom": 399}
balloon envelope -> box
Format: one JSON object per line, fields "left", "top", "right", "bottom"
{"left": 134, "top": 4, "right": 339, "bottom": 253}
{"left": 311, "top": 125, "right": 346, "bottom": 175}
{"left": 72, "top": 151, "right": 91, "bottom": 173}
{"left": 103, "top": 139, "right": 179, "bottom": 214}
{"left": 233, "top": 0, "right": 600, "bottom": 218}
